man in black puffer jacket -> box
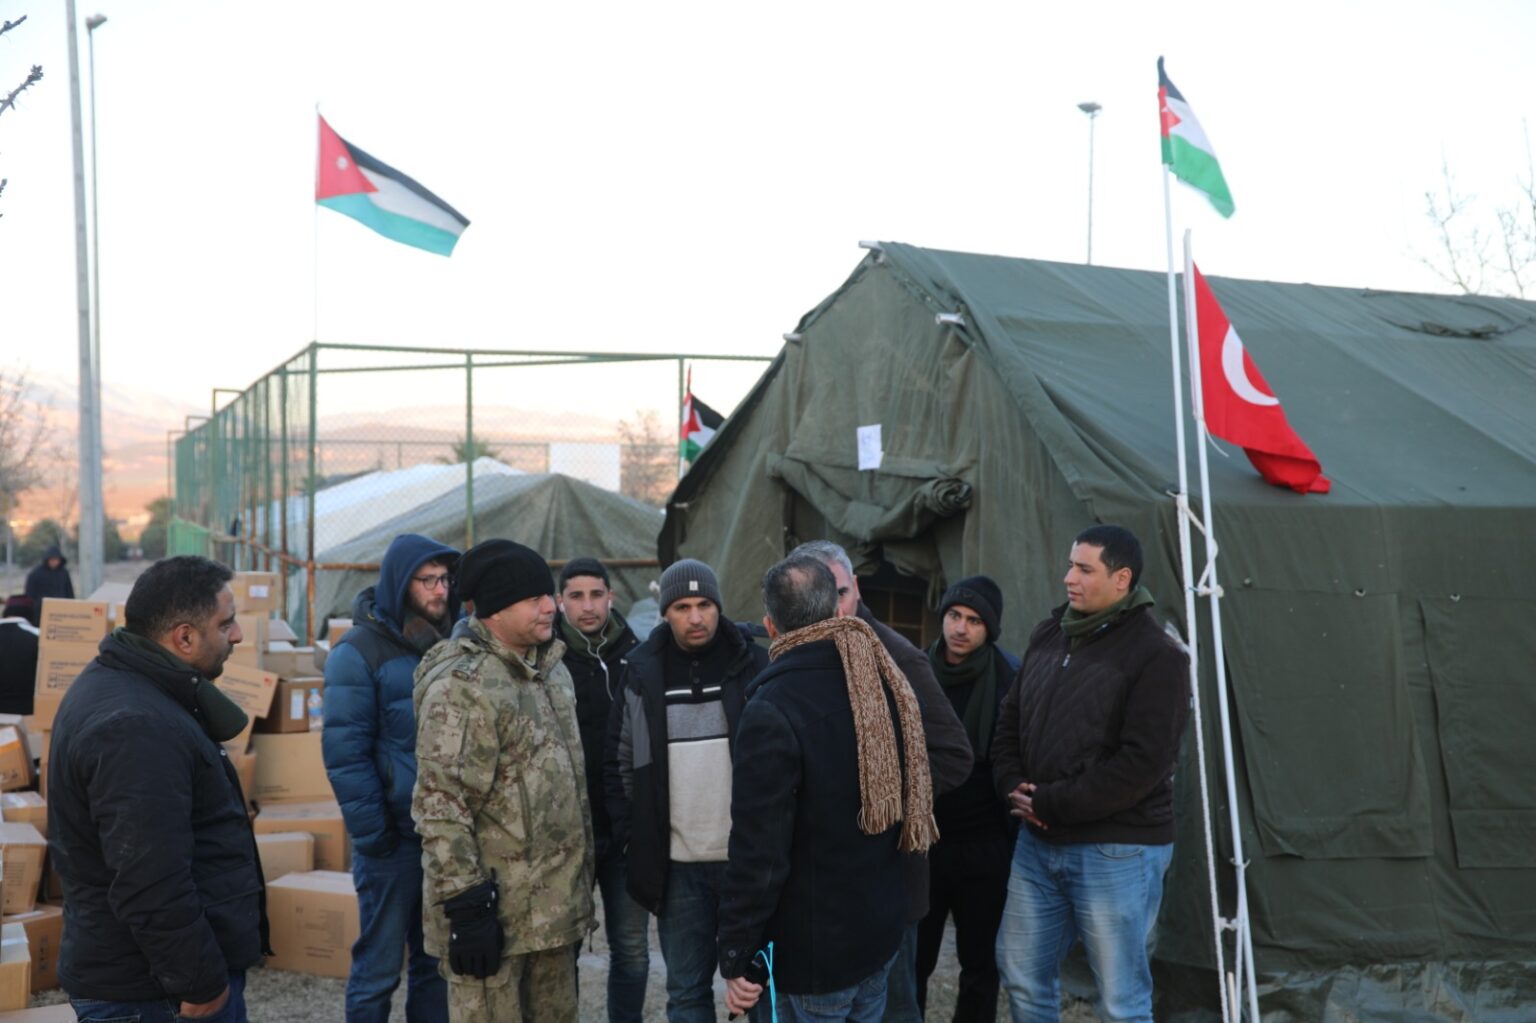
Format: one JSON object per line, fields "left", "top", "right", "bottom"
{"left": 50, "top": 556, "right": 268, "bottom": 1023}
{"left": 991, "top": 525, "right": 1190, "bottom": 1023}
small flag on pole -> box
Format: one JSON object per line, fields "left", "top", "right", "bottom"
{"left": 680, "top": 371, "right": 723, "bottom": 465}
{"left": 316, "top": 115, "right": 470, "bottom": 256}
{"left": 1192, "top": 264, "right": 1329, "bottom": 493}
{"left": 1158, "top": 58, "right": 1235, "bottom": 218}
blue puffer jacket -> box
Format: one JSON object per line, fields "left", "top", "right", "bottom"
{"left": 322, "top": 534, "right": 459, "bottom": 856}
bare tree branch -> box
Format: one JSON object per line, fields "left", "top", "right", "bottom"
{"left": 0, "top": 17, "right": 28, "bottom": 38}
{"left": 0, "top": 371, "right": 54, "bottom": 521}
{"left": 1419, "top": 160, "right": 1486, "bottom": 294}
{"left": 0, "top": 64, "right": 42, "bottom": 118}
{"left": 617, "top": 410, "right": 675, "bottom": 508}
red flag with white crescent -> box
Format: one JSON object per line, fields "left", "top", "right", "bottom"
{"left": 1192, "top": 264, "right": 1330, "bottom": 494}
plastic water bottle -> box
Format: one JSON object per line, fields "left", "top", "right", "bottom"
{"left": 307, "top": 689, "right": 324, "bottom": 731}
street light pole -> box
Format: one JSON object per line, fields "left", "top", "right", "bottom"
{"left": 87, "top": 13, "right": 107, "bottom": 581}
{"left": 1078, "top": 101, "right": 1102, "bottom": 265}
{"left": 66, "top": 0, "right": 104, "bottom": 595}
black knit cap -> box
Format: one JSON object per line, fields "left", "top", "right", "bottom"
{"left": 939, "top": 574, "right": 1004, "bottom": 643}
{"left": 558, "top": 557, "right": 610, "bottom": 589}
{"left": 458, "top": 539, "right": 555, "bottom": 619}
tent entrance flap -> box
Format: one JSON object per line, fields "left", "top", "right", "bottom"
{"left": 1221, "top": 590, "right": 1432, "bottom": 859}
{"left": 1421, "top": 596, "right": 1536, "bottom": 869}
{"left": 764, "top": 451, "right": 971, "bottom": 543}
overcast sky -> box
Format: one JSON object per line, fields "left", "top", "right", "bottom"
{"left": 4, "top": 0, "right": 1533, "bottom": 421}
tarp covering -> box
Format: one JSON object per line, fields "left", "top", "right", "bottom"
{"left": 294, "top": 472, "right": 662, "bottom": 628}
{"left": 659, "top": 243, "right": 1536, "bottom": 1020}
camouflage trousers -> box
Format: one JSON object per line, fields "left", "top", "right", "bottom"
{"left": 444, "top": 942, "right": 580, "bottom": 1023}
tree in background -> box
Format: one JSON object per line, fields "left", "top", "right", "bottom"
{"left": 617, "top": 409, "right": 674, "bottom": 508}
{"left": 0, "top": 15, "right": 44, "bottom": 216}
{"left": 437, "top": 436, "right": 500, "bottom": 465}
{"left": 139, "top": 497, "right": 172, "bottom": 560}
{"left": 0, "top": 371, "right": 54, "bottom": 563}
{"left": 18, "top": 518, "right": 68, "bottom": 567}
{"left": 1420, "top": 133, "right": 1535, "bottom": 297}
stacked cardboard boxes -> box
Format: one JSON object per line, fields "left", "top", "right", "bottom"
{"left": 265, "top": 871, "right": 360, "bottom": 979}
{"left": 1, "top": 903, "right": 61, "bottom": 992}
{"left": 0, "top": 924, "right": 28, "bottom": 1011}
{"left": 32, "top": 599, "right": 110, "bottom": 731}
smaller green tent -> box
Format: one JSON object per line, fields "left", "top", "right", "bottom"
{"left": 661, "top": 243, "right": 1536, "bottom": 1021}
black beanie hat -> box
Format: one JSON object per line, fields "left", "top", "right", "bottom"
{"left": 458, "top": 539, "right": 554, "bottom": 619}
{"left": 558, "top": 557, "right": 610, "bottom": 589}
{"left": 939, "top": 574, "right": 1003, "bottom": 643}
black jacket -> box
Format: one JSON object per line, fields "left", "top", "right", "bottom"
{"left": 49, "top": 631, "right": 268, "bottom": 1003}
{"left": 718, "top": 639, "right": 907, "bottom": 994}
{"left": 854, "top": 603, "right": 973, "bottom": 922}
{"left": 991, "top": 604, "right": 1189, "bottom": 845}
{"left": 605, "top": 619, "right": 769, "bottom": 912}
{"left": 25, "top": 546, "right": 74, "bottom": 602}
{"left": 0, "top": 618, "right": 38, "bottom": 715}
{"left": 934, "top": 644, "right": 1020, "bottom": 843}
{"left": 558, "top": 609, "right": 639, "bottom": 861}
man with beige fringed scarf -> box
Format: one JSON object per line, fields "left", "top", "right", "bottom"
{"left": 718, "top": 554, "right": 936, "bottom": 1023}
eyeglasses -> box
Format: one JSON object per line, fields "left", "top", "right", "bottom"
{"left": 413, "top": 574, "right": 451, "bottom": 591}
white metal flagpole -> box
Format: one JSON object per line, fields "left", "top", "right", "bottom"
{"left": 1181, "top": 230, "right": 1262, "bottom": 1023}
{"left": 1162, "top": 169, "right": 1233, "bottom": 1023}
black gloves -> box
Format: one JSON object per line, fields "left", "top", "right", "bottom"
{"left": 441, "top": 878, "right": 504, "bottom": 979}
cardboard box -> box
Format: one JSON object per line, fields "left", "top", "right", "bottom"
{"left": 257, "top": 679, "right": 323, "bottom": 734}
{"left": 232, "top": 571, "right": 279, "bottom": 614}
{"left": 3, "top": 902, "right": 61, "bottom": 992}
{"left": 326, "top": 619, "right": 353, "bottom": 645}
{"left": 0, "top": 923, "right": 28, "bottom": 1011}
{"left": 229, "top": 749, "right": 257, "bottom": 810}
{"left": 0, "top": 796, "right": 45, "bottom": 839}
{"left": 250, "top": 732, "right": 330, "bottom": 803}
{"left": 227, "top": 614, "right": 271, "bottom": 667}
{"left": 268, "top": 618, "right": 298, "bottom": 644}
{"left": 0, "top": 826, "right": 45, "bottom": 916}
{"left": 27, "top": 693, "right": 62, "bottom": 733}
{"left": 255, "top": 831, "right": 316, "bottom": 883}
{"left": 261, "top": 643, "right": 320, "bottom": 681}
{"left": 216, "top": 662, "right": 279, "bottom": 722}
{"left": 0, "top": 734, "right": 29, "bottom": 794}
{"left": 253, "top": 800, "right": 348, "bottom": 871}
{"left": 312, "top": 639, "right": 332, "bottom": 673}
{"left": 32, "top": 641, "right": 98, "bottom": 696}
{"left": 265, "top": 870, "right": 358, "bottom": 978}
{"left": 37, "top": 600, "right": 108, "bottom": 644}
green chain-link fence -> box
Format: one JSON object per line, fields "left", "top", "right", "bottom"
{"left": 173, "top": 343, "right": 770, "bottom": 641}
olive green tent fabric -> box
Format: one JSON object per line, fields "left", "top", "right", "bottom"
{"left": 292, "top": 472, "right": 662, "bottom": 627}
{"left": 660, "top": 243, "right": 1536, "bottom": 1017}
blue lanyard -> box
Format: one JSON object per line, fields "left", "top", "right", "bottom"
{"left": 756, "top": 942, "right": 777, "bottom": 1023}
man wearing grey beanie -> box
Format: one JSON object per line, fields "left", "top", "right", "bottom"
{"left": 606, "top": 558, "right": 768, "bottom": 1023}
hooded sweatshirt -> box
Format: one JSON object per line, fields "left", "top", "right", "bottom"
{"left": 25, "top": 545, "right": 75, "bottom": 602}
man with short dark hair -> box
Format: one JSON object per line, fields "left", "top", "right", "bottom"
{"left": 918, "top": 574, "right": 1020, "bottom": 1022}
{"left": 992, "top": 525, "right": 1190, "bottom": 1023}
{"left": 324, "top": 533, "right": 458, "bottom": 1023}
{"left": 719, "top": 554, "right": 936, "bottom": 1023}
{"left": 50, "top": 555, "right": 266, "bottom": 1023}
{"left": 555, "top": 557, "right": 647, "bottom": 1023}
{"left": 414, "top": 538, "right": 594, "bottom": 1023}
{"left": 607, "top": 558, "right": 769, "bottom": 1023}
{"left": 788, "top": 540, "right": 973, "bottom": 1023}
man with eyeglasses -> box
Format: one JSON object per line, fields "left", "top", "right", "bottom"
{"left": 324, "top": 533, "right": 460, "bottom": 1023}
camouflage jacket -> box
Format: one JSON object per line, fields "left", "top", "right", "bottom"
{"left": 411, "top": 617, "right": 595, "bottom": 957}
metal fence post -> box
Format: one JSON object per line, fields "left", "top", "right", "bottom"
{"left": 465, "top": 352, "right": 475, "bottom": 550}
{"left": 305, "top": 343, "right": 319, "bottom": 644}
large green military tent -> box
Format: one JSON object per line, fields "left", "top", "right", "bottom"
{"left": 659, "top": 243, "right": 1536, "bottom": 1020}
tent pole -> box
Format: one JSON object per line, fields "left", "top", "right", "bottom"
{"left": 1163, "top": 170, "right": 1233, "bottom": 1023}
{"left": 1183, "top": 231, "right": 1262, "bottom": 1023}
{"left": 465, "top": 352, "right": 475, "bottom": 550}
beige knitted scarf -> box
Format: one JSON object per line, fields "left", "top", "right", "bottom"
{"left": 769, "top": 615, "right": 938, "bottom": 853}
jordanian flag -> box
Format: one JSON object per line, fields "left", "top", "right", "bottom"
{"left": 316, "top": 115, "right": 470, "bottom": 256}
{"left": 1157, "top": 58, "right": 1234, "bottom": 218}
{"left": 681, "top": 382, "right": 723, "bottom": 464}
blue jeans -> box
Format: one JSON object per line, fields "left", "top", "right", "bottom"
{"left": 349, "top": 839, "right": 447, "bottom": 1023}
{"left": 995, "top": 830, "right": 1173, "bottom": 1023}
{"left": 778, "top": 954, "right": 895, "bottom": 1023}
{"left": 71, "top": 971, "right": 247, "bottom": 1023}
{"left": 596, "top": 849, "right": 651, "bottom": 1023}
{"left": 655, "top": 859, "right": 725, "bottom": 1023}
{"left": 880, "top": 923, "right": 921, "bottom": 1023}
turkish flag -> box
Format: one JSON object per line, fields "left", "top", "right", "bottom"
{"left": 315, "top": 115, "right": 377, "bottom": 201}
{"left": 1192, "top": 264, "right": 1330, "bottom": 494}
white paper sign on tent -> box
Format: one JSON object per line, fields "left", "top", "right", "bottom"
{"left": 857, "top": 424, "right": 883, "bottom": 470}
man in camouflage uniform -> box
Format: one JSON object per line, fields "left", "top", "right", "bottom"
{"left": 413, "top": 539, "right": 595, "bottom": 1023}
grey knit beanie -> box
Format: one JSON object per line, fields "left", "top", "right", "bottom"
{"left": 658, "top": 559, "right": 723, "bottom": 613}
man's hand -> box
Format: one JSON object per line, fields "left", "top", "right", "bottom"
{"left": 726, "top": 976, "right": 763, "bottom": 1015}
{"left": 1008, "top": 781, "right": 1048, "bottom": 829}
{"left": 178, "top": 986, "right": 230, "bottom": 1019}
